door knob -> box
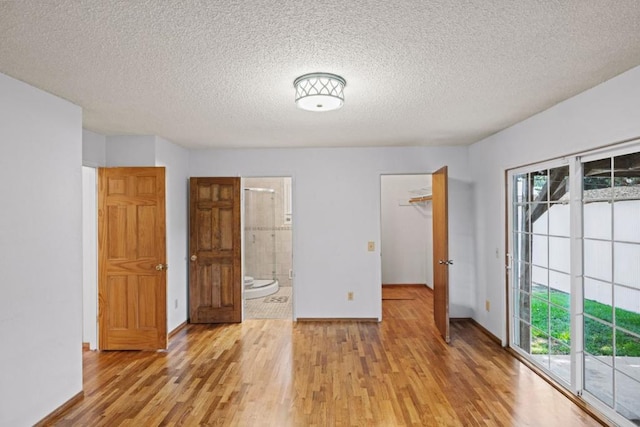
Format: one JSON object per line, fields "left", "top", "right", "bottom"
{"left": 155, "top": 264, "right": 164, "bottom": 271}
{"left": 190, "top": 255, "right": 197, "bottom": 261}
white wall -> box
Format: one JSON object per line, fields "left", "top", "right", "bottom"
{"left": 469, "top": 65, "right": 640, "bottom": 340}
{"left": 155, "top": 137, "right": 190, "bottom": 332}
{"left": 102, "top": 135, "right": 190, "bottom": 333}
{"left": 381, "top": 175, "right": 433, "bottom": 286}
{"left": 0, "top": 72, "right": 83, "bottom": 425}
{"left": 190, "top": 146, "right": 475, "bottom": 319}
{"left": 82, "top": 129, "right": 106, "bottom": 166}
{"left": 106, "top": 135, "right": 155, "bottom": 166}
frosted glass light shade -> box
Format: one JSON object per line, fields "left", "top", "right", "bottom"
{"left": 294, "top": 73, "right": 346, "bottom": 112}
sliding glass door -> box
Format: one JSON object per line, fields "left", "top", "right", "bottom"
{"left": 508, "top": 146, "right": 640, "bottom": 425}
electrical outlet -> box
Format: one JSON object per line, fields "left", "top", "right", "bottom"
{"left": 348, "top": 291, "right": 354, "bottom": 301}
{"left": 367, "top": 241, "right": 375, "bottom": 251}
{"left": 485, "top": 300, "right": 490, "bottom": 312}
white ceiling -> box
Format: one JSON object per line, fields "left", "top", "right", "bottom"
{"left": 1, "top": 1, "right": 640, "bottom": 149}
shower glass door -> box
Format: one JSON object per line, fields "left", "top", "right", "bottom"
{"left": 244, "top": 187, "right": 277, "bottom": 283}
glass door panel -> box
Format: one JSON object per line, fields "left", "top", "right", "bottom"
{"left": 583, "top": 239, "right": 612, "bottom": 282}
{"left": 613, "top": 199, "right": 640, "bottom": 242}
{"left": 510, "top": 165, "right": 572, "bottom": 385}
{"left": 584, "top": 278, "right": 613, "bottom": 323}
{"left": 549, "top": 237, "right": 570, "bottom": 273}
{"left": 582, "top": 152, "right": 640, "bottom": 422}
{"left": 583, "top": 202, "right": 611, "bottom": 240}
{"left": 584, "top": 354, "right": 614, "bottom": 406}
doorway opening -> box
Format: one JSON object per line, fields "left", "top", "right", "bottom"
{"left": 82, "top": 166, "right": 98, "bottom": 350}
{"left": 380, "top": 174, "right": 433, "bottom": 289}
{"left": 243, "top": 177, "right": 293, "bottom": 320}
{"left": 380, "top": 168, "right": 450, "bottom": 342}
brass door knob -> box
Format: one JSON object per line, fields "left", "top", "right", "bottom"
{"left": 190, "top": 255, "right": 197, "bottom": 261}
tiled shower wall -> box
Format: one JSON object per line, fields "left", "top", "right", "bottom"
{"left": 244, "top": 177, "right": 292, "bottom": 287}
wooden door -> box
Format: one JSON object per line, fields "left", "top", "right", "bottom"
{"left": 432, "top": 166, "right": 450, "bottom": 343}
{"left": 189, "top": 178, "right": 242, "bottom": 323}
{"left": 98, "top": 167, "right": 167, "bottom": 350}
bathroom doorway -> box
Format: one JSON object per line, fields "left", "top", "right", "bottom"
{"left": 243, "top": 177, "right": 293, "bottom": 319}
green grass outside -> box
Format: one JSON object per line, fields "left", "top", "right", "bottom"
{"left": 529, "top": 289, "right": 640, "bottom": 356}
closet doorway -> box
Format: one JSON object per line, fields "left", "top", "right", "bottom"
{"left": 381, "top": 174, "right": 433, "bottom": 289}
{"left": 381, "top": 170, "right": 451, "bottom": 342}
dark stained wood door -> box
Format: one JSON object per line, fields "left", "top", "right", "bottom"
{"left": 98, "top": 167, "right": 167, "bottom": 350}
{"left": 432, "top": 166, "right": 450, "bottom": 343}
{"left": 189, "top": 177, "right": 242, "bottom": 323}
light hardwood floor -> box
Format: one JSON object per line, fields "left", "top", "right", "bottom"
{"left": 43, "top": 286, "right": 601, "bottom": 426}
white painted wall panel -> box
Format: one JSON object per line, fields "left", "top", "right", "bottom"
{"left": 155, "top": 137, "right": 189, "bottom": 332}
{"left": 190, "top": 146, "right": 475, "bottom": 319}
{"left": 82, "top": 129, "right": 106, "bottom": 167}
{"left": 106, "top": 135, "right": 155, "bottom": 166}
{"left": 0, "top": 72, "right": 83, "bottom": 426}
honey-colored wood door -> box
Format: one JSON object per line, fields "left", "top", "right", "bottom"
{"left": 189, "top": 177, "right": 242, "bottom": 323}
{"left": 432, "top": 166, "right": 450, "bottom": 343}
{"left": 98, "top": 167, "right": 167, "bottom": 350}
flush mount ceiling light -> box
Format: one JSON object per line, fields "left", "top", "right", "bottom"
{"left": 294, "top": 72, "right": 346, "bottom": 112}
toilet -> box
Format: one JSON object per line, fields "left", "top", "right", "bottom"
{"left": 244, "top": 276, "right": 255, "bottom": 288}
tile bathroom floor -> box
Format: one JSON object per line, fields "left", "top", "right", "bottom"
{"left": 244, "top": 286, "right": 292, "bottom": 319}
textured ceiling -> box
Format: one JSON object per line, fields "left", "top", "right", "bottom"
{"left": 1, "top": 1, "right": 640, "bottom": 149}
